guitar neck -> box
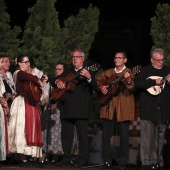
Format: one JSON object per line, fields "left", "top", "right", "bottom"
{"left": 65, "top": 63, "right": 100, "bottom": 84}
{"left": 66, "top": 72, "right": 81, "bottom": 84}
{"left": 66, "top": 65, "right": 93, "bottom": 84}
{"left": 108, "top": 65, "right": 141, "bottom": 87}
{"left": 109, "top": 75, "right": 124, "bottom": 87}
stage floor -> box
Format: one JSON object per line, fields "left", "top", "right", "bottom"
{"left": 0, "top": 164, "right": 169, "bottom": 170}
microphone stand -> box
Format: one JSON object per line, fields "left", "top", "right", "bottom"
{"left": 42, "top": 83, "right": 52, "bottom": 165}
{"left": 103, "top": 90, "right": 114, "bottom": 168}
{"left": 155, "top": 83, "right": 164, "bottom": 170}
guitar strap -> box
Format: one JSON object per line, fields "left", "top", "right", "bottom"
{"left": 2, "top": 79, "right": 13, "bottom": 108}
{"left": 3, "top": 79, "right": 12, "bottom": 95}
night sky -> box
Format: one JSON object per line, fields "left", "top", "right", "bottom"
{"left": 4, "top": 0, "right": 170, "bottom": 69}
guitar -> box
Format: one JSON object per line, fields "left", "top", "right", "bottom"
{"left": 24, "top": 75, "right": 45, "bottom": 104}
{"left": 51, "top": 63, "right": 100, "bottom": 102}
{"left": 147, "top": 75, "right": 170, "bottom": 95}
{"left": 97, "top": 65, "right": 142, "bottom": 105}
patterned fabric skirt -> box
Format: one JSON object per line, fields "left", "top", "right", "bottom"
{"left": 42, "top": 107, "right": 63, "bottom": 154}
{"left": 8, "top": 96, "right": 42, "bottom": 158}
{"left": 0, "top": 106, "right": 6, "bottom": 161}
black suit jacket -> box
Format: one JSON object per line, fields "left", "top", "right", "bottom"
{"left": 51, "top": 67, "right": 97, "bottom": 119}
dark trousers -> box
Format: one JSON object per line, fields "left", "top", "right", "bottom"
{"left": 102, "top": 118, "right": 130, "bottom": 166}
{"left": 163, "top": 128, "right": 170, "bottom": 168}
{"left": 61, "top": 118, "right": 88, "bottom": 165}
{"left": 140, "top": 120, "right": 166, "bottom": 166}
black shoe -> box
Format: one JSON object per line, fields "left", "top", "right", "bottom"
{"left": 18, "top": 161, "right": 33, "bottom": 167}
{"left": 73, "top": 163, "right": 85, "bottom": 168}
{"left": 57, "top": 161, "right": 71, "bottom": 167}
{"left": 141, "top": 165, "right": 150, "bottom": 170}
{"left": 119, "top": 165, "right": 126, "bottom": 170}
{"left": 100, "top": 162, "right": 113, "bottom": 169}
{"left": 150, "top": 164, "right": 160, "bottom": 170}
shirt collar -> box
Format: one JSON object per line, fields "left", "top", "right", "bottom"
{"left": 75, "top": 67, "right": 83, "bottom": 72}
{"left": 114, "top": 65, "right": 126, "bottom": 73}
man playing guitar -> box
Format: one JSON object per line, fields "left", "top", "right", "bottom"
{"left": 96, "top": 51, "right": 135, "bottom": 170}
{"left": 51, "top": 49, "right": 97, "bottom": 167}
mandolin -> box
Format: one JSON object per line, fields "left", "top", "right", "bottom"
{"left": 97, "top": 65, "right": 142, "bottom": 106}
{"left": 51, "top": 63, "right": 100, "bottom": 102}
{"left": 147, "top": 75, "right": 170, "bottom": 95}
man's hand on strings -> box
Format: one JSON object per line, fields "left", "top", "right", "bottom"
{"left": 124, "top": 72, "right": 132, "bottom": 82}
{"left": 99, "top": 85, "right": 109, "bottom": 95}
{"left": 80, "top": 68, "right": 91, "bottom": 80}
{"left": 156, "top": 77, "right": 164, "bottom": 85}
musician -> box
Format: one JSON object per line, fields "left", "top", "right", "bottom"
{"left": 51, "top": 49, "right": 97, "bottom": 167}
{"left": 42, "top": 62, "right": 64, "bottom": 162}
{"left": 96, "top": 51, "right": 135, "bottom": 170}
{"left": 49, "top": 63, "right": 64, "bottom": 156}
{"left": 27, "top": 56, "right": 49, "bottom": 107}
{"left": 135, "top": 48, "right": 170, "bottom": 170}
{"left": 8, "top": 54, "right": 45, "bottom": 160}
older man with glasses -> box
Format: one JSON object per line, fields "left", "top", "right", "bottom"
{"left": 135, "top": 48, "right": 170, "bottom": 170}
{"left": 51, "top": 49, "right": 98, "bottom": 167}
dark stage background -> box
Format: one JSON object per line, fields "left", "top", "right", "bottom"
{"left": 4, "top": 0, "right": 170, "bottom": 69}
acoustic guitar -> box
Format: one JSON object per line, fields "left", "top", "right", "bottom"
{"left": 97, "top": 65, "right": 142, "bottom": 105}
{"left": 51, "top": 63, "right": 100, "bottom": 102}
{"left": 24, "top": 75, "right": 45, "bottom": 104}
{"left": 147, "top": 75, "right": 170, "bottom": 95}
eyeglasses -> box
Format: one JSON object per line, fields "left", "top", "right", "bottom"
{"left": 55, "top": 68, "right": 63, "bottom": 71}
{"left": 20, "top": 61, "right": 30, "bottom": 64}
{"left": 152, "top": 58, "right": 165, "bottom": 62}
{"left": 72, "top": 56, "right": 83, "bottom": 59}
{"left": 114, "top": 57, "right": 125, "bottom": 60}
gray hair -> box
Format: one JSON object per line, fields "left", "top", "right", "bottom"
{"left": 71, "top": 49, "right": 85, "bottom": 57}
{"left": 150, "top": 48, "right": 164, "bottom": 58}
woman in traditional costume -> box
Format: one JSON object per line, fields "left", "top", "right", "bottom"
{"left": 8, "top": 54, "right": 45, "bottom": 159}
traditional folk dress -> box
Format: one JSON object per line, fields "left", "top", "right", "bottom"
{"left": 0, "top": 72, "right": 14, "bottom": 161}
{"left": 0, "top": 102, "right": 6, "bottom": 161}
{"left": 8, "top": 70, "right": 43, "bottom": 158}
